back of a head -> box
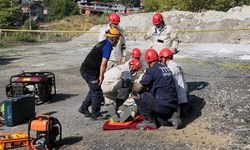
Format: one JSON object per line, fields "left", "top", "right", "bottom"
{"left": 159, "top": 48, "right": 173, "bottom": 58}
{"left": 109, "top": 13, "right": 120, "bottom": 25}
{"left": 105, "top": 28, "right": 121, "bottom": 38}
{"left": 131, "top": 48, "right": 141, "bottom": 58}
{"left": 144, "top": 48, "right": 158, "bottom": 63}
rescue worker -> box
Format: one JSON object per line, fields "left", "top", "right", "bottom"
{"left": 130, "top": 48, "right": 141, "bottom": 60}
{"left": 102, "top": 59, "right": 141, "bottom": 115}
{"left": 78, "top": 28, "right": 121, "bottom": 120}
{"left": 132, "top": 48, "right": 178, "bottom": 129}
{"left": 159, "top": 48, "right": 188, "bottom": 117}
{"left": 144, "top": 13, "right": 179, "bottom": 54}
{"left": 102, "top": 48, "right": 142, "bottom": 107}
{"left": 99, "top": 13, "right": 126, "bottom": 69}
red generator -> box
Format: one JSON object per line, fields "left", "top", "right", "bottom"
{"left": 6, "top": 72, "right": 56, "bottom": 104}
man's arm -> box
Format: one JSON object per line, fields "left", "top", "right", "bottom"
{"left": 99, "top": 58, "right": 108, "bottom": 85}
{"left": 144, "top": 27, "right": 154, "bottom": 41}
{"left": 169, "top": 26, "right": 179, "bottom": 53}
{"left": 119, "top": 27, "right": 127, "bottom": 64}
{"left": 98, "top": 26, "right": 108, "bottom": 42}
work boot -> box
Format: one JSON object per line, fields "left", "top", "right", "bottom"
{"left": 136, "top": 120, "right": 157, "bottom": 130}
{"left": 78, "top": 107, "right": 91, "bottom": 117}
{"left": 107, "top": 103, "right": 120, "bottom": 122}
{"left": 90, "top": 114, "right": 108, "bottom": 121}
{"left": 101, "top": 97, "right": 105, "bottom": 106}
{"left": 168, "top": 117, "right": 182, "bottom": 129}
{"left": 180, "top": 103, "right": 190, "bottom": 118}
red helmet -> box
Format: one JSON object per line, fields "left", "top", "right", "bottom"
{"left": 152, "top": 13, "right": 163, "bottom": 25}
{"left": 129, "top": 59, "right": 141, "bottom": 71}
{"left": 109, "top": 13, "right": 120, "bottom": 25}
{"left": 131, "top": 48, "right": 141, "bottom": 58}
{"left": 159, "top": 48, "right": 173, "bottom": 58}
{"left": 144, "top": 48, "right": 158, "bottom": 63}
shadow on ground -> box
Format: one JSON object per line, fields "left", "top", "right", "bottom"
{"left": 60, "top": 136, "right": 83, "bottom": 148}
{"left": 181, "top": 81, "right": 209, "bottom": 128}
{"left": 181, "top": 95, "right": 206, "bottom": 128}
{"left": 187, "top": 81, "right": 209, "bottom": 94}
{"left": 42, "top": 111, "right": 58, "bottom": 116}
{"left": 48, "top": 93, "right": 78, "bottom": 104}
{"left": 0, "top": 56, "right": 21, "bottom": 65}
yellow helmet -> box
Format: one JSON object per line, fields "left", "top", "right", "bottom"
{"left": 105, "top": 28, "right": 121, "bottom": 38}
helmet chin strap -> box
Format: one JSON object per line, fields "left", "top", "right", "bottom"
{"left": 156, "top": 22, "right": 164, "bottom": 32}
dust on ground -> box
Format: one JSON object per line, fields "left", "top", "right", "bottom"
{"left": 0, "top": 6, "right": 250, "bottom": 149}
{"left": 0, "top": 39, "right": 249, "bottom": 149}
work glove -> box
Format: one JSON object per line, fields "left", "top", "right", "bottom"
{"left": 120, "top": 56, "right": 126, "bottom": 64}
{"left": 120, "top": 43, "right": 126, "bottom": 64}
{"left": 133, "top": 82, "right": 143, "bottom": 93}
{"left": 131, "top": 90, "right": 141, "bottom": 100}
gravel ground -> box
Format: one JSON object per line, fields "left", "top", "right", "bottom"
{"left": 0, "top": 38, "right": 249, "bottom": 149}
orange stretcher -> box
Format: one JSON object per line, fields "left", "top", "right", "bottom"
{"left": 0, "top": 132, "right": 31, "bottom": 149}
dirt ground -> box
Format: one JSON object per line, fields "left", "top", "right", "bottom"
{"left": 0, "top": 36, "right": 249, "bottom": 149}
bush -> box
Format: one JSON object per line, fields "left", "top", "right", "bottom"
{"left": 23, "top": 19, "right": 38, "bottom": 30}
{"left": 46, "top": 0, "right": 79, "bottom": 21}
{"left": 0, "top": 0, "right": 19, "bottom": 28}
{"left": 0, "top": 41, "right": 8, "bottom": 48}
{"left": 15, "top": 34, "right": 36, "bottom": 43}
{"left": 143, "top": 0, "right": 250, "bottom": 12}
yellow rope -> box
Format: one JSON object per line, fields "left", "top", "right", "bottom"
{"left": 1, "top": 28, "right": 250, "bottom": 34}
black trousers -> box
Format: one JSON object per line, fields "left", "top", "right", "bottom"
{"left": 80, "top": 72, "right": 104, "bottom": 117}
{"left": 135, "top": 92, "right": 176, "bottom": 125}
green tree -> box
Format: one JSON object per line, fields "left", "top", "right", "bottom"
{"left": 143, "top": 0, "right": 250, "bottom": 12}
{"left": 46, "top": 0, "right": 79, "bottom": 21}
{"left": 98, "top": 0, "right": 114, "bottom": 2}
{"left": 0, "top": 0, "right": 19, "bottom": 28}
{"left": 119, "top": 0, "right": 140, "bottom": 7}
{"left": 143, "top": 0, "right": 161, "bottom": 12}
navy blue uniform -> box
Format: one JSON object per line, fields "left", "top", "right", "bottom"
{"left": 80, "top": 39, "right": 113, "bottom": 118}
{"left": 135, "top": 63, "right": 178, "bottom": 123}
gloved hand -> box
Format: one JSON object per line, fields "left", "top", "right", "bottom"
{"left": 133, "top": 82, "right": 143, "bottom": 93}
{"left": 170, "top": 48, "right": 177, "bottom": 54}
{"left": 131, "top": 90, "right": 141, "bottom": 100}
{"left": 120, "top": 56, "right": 126, "bottom": 64}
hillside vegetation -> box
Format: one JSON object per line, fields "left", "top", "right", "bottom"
{"left": 46, "top": 15, "right": 109, "bottom": 31}
{"left": 144, "top": 0, "right": 250, "bottom": 12}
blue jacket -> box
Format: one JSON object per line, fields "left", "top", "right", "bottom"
{"left": 140, "top": 63, "right": 178, "bottom": 108}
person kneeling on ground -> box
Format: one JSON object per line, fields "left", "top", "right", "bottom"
{"left": 102, "top": 59, "right": 142, "bottom": 115}
{"left": 159, "top": 48, "right": 189, "bottom": 118}
{"left": 132, "top": 48, "right": 178, "bottom": 129}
